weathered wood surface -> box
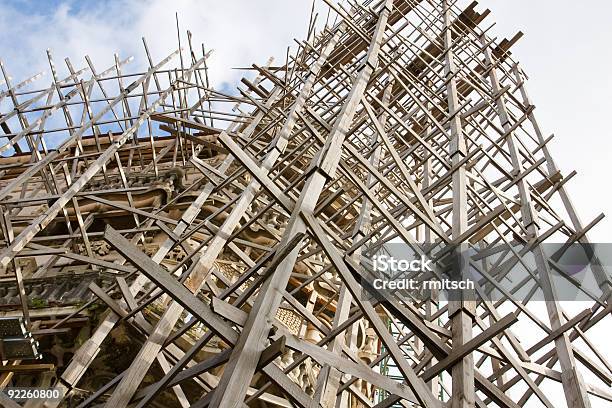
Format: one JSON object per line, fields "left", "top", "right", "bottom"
{"left": 0, "top": 1, "right": 608, "bottom": 408}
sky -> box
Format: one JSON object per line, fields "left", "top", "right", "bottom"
{"left": 0, "top": 0, "right": 322, "bottom": 100}
{"left": 483, "top": 1, "right": 612, "bottom": 244}
{"left": 0, "top": 1, "right": 610, "bottom": 405}
{"left": 1, "top": 0, "right": 609, "bottom": 242}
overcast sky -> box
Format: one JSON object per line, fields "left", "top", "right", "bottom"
{"left": 1, "top": 0, "right": 609, "bottom": 243}
{"left": 0, "top": 1, "right": 610, "bottom": 406}
{"left": 485, "top": 0, "right": 612, "bottom": 244}
{"left": 0, "top": 0, "right": 609, "bottom": 241}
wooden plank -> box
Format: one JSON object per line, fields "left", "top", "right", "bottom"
{"left": 207, "top": 2, "right": 397, "bottom": 404}
{"left": 421, "top": 313, "right": 517, "bottom": 380}
{"left": 0, "top": 364, "right": 54, "bottom": 373}
{"left": 104, "top": 226, "right": 312, "bottom": 407}
{"left": 303, "top": 211, "right": 441, "bottom": 408}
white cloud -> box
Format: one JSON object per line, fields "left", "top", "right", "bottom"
{"left": 0, "top": 0, "right": 330, "bottom": 153}
{"left": 485, "top": 0, "right": 612, "bottom": 244}
{"left": 4, "top": 0, "right": 608, "bottom": 245}
{"left": 0, "top": 0, "right": 322, "bottom": 91}
{"left": 2, "top": 0, "right": 608, "bottom": 242}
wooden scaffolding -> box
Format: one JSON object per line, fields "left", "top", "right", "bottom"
{"left": 0, "top": 0, "right": 609, "bottom": 407}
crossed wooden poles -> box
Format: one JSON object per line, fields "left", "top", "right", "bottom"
{"left": 0, "top": 0, "right": 610, "bottom": 407}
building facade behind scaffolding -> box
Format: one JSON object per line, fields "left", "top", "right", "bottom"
{"left": 0, "top": 1, "right": 609, "bottom": 407}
